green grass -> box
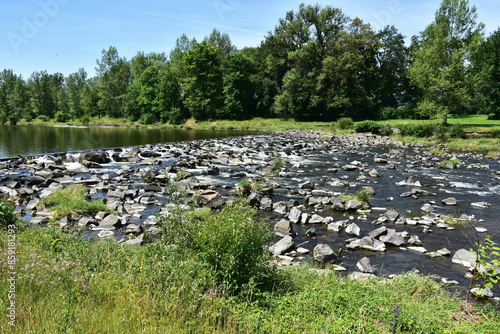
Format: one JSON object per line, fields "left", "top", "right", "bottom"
{"left": 39, "top": 184, "right": 113, "bottom": 219}
{"left": 1, "top": 201, "right": 499, "bottom": 333}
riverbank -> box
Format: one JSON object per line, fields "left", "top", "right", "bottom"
{"left": 1, "top": 130, "right": 500, "bottom": 332}
{"left": 18, "top": 114, "right": 500, "bottom": 153}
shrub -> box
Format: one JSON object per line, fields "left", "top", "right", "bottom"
{"left": 271, "top": 154, "right": 288, "bottom": 174}
{"left": 36, "top": 115, "right": 50, "bottom": 122}
{"left": 0, "top": 198, "right": 18, "bottom": 229}
{"left": 54, "top": 111, "right": 69, "bottom": 123}
{"left": 398, "top": 124, "right": 435, "bottom": 137}
{"left": 79, "top": 115, "right": 90, "bottom": 125}
{"left": 354, "top": 120, "right": 380, "bottom": 134}
{"left": 378, "top": 124, "right": 393, "bottom": 136}
{"left": 160, "top": 201, "right": 272, "bottom": 292}
{"left": 487, "top": 129, "right": 500, "bottom": 138}
{"left": 449, "top": 124, "right": 466, "bottom": 139}
{"left": 337, "top": 117, "right": 354, "bottom": 130}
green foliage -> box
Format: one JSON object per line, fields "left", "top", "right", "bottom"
{"left": 440, "top": 158, "right": 461, "bottom": 168}
{"left": 354, "top": 120, "right": 391, "bottom": 135}
{"left": 36, "top": 115, "right": 50, "bottom": 122}
{"left": 270, "top": 154, "right": 288, "bottom": 174}
{"left": 398, "top": 123, "right": 436, "bottom": 137}
{"left": 468, "top": 234, "right": 500, "bottom": 301}
{"left": 40, "top": 184, "right": 113, "bottom": 219}
{"left": 337, "top": 117, "right": 353, "bottom": 130}
{"left": 449, "top": 124, "right": 467, "bottom": 138}
{"left": 0, "top": 198, "right": 18, "bottom": 229}
{"left": 487, "top": 129, "right": 500, "bottom": 138}
{"left": 54, "top": 111, "right": 70, "bottom": 123}
{"left": 237, "top": 179, "right": 253, "bottom": 196}
{"left": 160, "top": 201, "right": 272, "bottom": 291}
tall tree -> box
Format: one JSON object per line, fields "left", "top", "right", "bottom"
{"left": 183, "top": 41, "right": 224, "bottom": 121}
{"left": 473, "top": 29, "right": 500, "bottom": 119}
{"left": 409, "top": 0, "right": 484, "bottom": 124}
{"left": 65, "top": 68, "right": 88, "bottom": 120}
{"left": 0, "top": 70, "right": 27, "bottom": 124}
{"left": 95, "top": 46, "right": 131, "bottom": 118}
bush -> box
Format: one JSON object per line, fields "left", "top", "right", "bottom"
{"left": 487, "top": 129, "right": 500, "bottom": 138}
{"left": 449, "top": 124, "right": 466, "bottom": 139}
{"left": 36, "top": 115, "right": 50, "bottom": 122}
{"left": 79, "top": 115, "right": 90, "bottom": 125}
{"left": 54, "top": 111, "right": 69, "bottom": 123}
{"left": 354, "top": 120, "right": 380, "bottom": 134}
{"left": 398, "top": 124, "right": 435, "bottom": 137}
{"left": 337, "top": 117, "right": 354, "bottom": 130}
{"left": 160, "top": 201, "right": 272, "bottom": 292}
{"left": 0, "top": 198, "right": 18, "bottom": 229}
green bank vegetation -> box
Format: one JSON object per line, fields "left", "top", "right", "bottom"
{"left": 1, "top": 198, "right": 499, "bottom": 333}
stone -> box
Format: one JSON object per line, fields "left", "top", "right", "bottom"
{"left": 259, "top": 197, "right": 273, "bottom": 211}
{"left": 420, "top": 203, "right": 434, "bottom": 213}
{"left": 99, "top": 214, "right": 124, "bottom": 228}
{"left": 368, "top": 169, "right": 380, "bottom": 178}
{"left": 298, "top": 180, "right": 314, "bottom": 190}
{"left": 349, "top": 271, "right": 376, "bottom": 280}
{"left": 345, "top": 223, "right": 361, "bottom": 236}
{"left": 369, "top": 226, "right": 387, "bottom": 239}
{"left": 274, "top": 219, "right": 292, "bottom": 236}
{"left": 273, "top": 201, "right": 288, "bottom": 215}
{"left": 330, "top": 198, "right": 345, "bottom": 211}
{"left": 197, "top": 190, "right": 225, "bottom": 209}
{"left": 124, "top": 234, "right": 144, "bottom": 246}
{"left": 313, "top": 243, "right": 337, "bottom": 263}
{"left": 309, "top": 214, "right": 326, "bottom": 224}
{"left": 356, "top": 257, "right": 375, "bottom": 273}
{"left": 442, "top": 197, "right": 457, "bottom": 206}
{"left": 288, "top": 207, "right": 302, "bottom": 224}
{"left": 384, "top": 209, "right": 399, "bottom": 221}
{"left": 270, "top": 236, "right": 295, "bottom": 256}
{"left": 247, "top": 192, "right": 263, "bottom": 207}
{"left": 408, "top": 235, "right": 423, "bottom": 245}
{"left": 437, "top": 248, "right": 451, "bottom": 256}
{"left": 345, "top": 199, "right": 363, "bottom": 211}
{"left": 475, "top": 227, "right": 488, "bottom": 233}
{"left": 408, "top": 246, "right": 427, "bottom": 253}
{"left": 471, "top": 202, "right": 491, "bottom": 209}
{"left": 379, "top": 233, "right": 405, "bottom": 247}
{"left": 471, "top": 287, "right": 494, "bottom": 299}
{"left": 80, "top": 150, "right": 111, "bottom": 164}
{"left": 328, "top": 221, "right": 346, "bottom": 232}
{"left": 452, "top": 249, "right": 477, "bottom": 268}
{"left": 305, "top": 227, "right": 316, "bottom": 237}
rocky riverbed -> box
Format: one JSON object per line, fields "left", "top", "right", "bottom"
{"left": 1, "top": 130, "right": 499, "bottom": 297}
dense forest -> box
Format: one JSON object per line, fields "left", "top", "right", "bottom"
{"left": 1, "top": 0, "right": 499, "bottom": 125}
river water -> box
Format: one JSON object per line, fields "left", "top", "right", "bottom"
{"left": 0, "top": 124, "right": 257, "bottom": 159}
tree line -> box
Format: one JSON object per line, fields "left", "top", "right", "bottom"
{"left": 1, "top": 0, "right": 499, "bottom": 125}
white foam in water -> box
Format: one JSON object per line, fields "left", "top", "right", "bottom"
{"left": 449, "top": 182, "right": 480, "bottom": 189}
{"left": 65, "top": 152, "right": 80, "bottom": 162}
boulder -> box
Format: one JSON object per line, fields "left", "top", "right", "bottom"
{"left": 309, "top": 214, "right": 326, "bottom": 224}
{"left": 330, "top": 198, "right": 346, "bottom": 211}
{"left": 313, "top": 243, "right": 337, "bottom": 263}
{"left": 345, "top": 199, "right": 363, "bottom": 211}
{"left": 379, "top": 233, "right": 405, "bottom": 247}
{"left": 259, "top": 197, "right": 273, "bottom": 211}
{"left": 345, "top": 223, "right": 361, "bottom": 236}
{"left": 356, "top": 257, "right": 375, "bottom": 273}
{"left": 197, "top": 190, "right": 225, "bottom": 209}
{"left": 442, "top": 197, "right": 457, "bottom": 206}
{"left": 80, "top": 151, "right": 111, "bottom": 164}
{"left": 451, "top": 249, "right": 477, "bottom": 268}
{"left": 274, "top": 219, "right": 292, "bottom": 236}
{"left": 288, "top": 207, "right": 302, "bottom": 224}
{"left": 369, "top": 226, "right": 387, "bottom": 239}
{"left": 421, "top": 203, "right": 434, "bottom": 213}
{"left": 384, "top": 209, "right": 399, "bottom": 222}
{"left": 273, "top": 201, "right": 288, "bottom": 215}
{"left": 298, "top": 180, "right": 314, "bottom": 190}
{"left": 270, "top": 236, "right": 295, "bottom": 255}
{"left": 368, "top": 169, "right": 380, "bottom": 178}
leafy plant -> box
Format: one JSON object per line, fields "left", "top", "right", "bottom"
{"left": 398, "top": 124, "right": 435, "bottom": 137}
{"left": 237, "top": 179, "right": 253, "bottom": 196}
{"left": 271, "top": 154, "right": 288, "bottom": 175}
{"left": 467, "top": 234, "right": 500, "bottom": 302}
{"left": 449, "top": 124, "right": 466, "bottom": 139}
{"left": 337, "top": 117, "right": 354, "bottom": 130}
{"left": 0, "top": 198, "right": 18, "bottom": 229}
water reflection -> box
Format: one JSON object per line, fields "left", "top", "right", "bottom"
{"left": 0, "top": 125, "right": 257, "bottom": 158}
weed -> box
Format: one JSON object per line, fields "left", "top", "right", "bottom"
{"left": 270, "top": 154, "right": 288, "bottom": 175}
{"left": 1, "top": 198, "right": 19, "bottom": 229}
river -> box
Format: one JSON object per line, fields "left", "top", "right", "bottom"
{"left": 0, "top": 124, "right": 257, "bottom": 159}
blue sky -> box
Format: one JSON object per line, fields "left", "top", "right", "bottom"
{"left": 1, "top": 0, "right": 498, "bottom": 79}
